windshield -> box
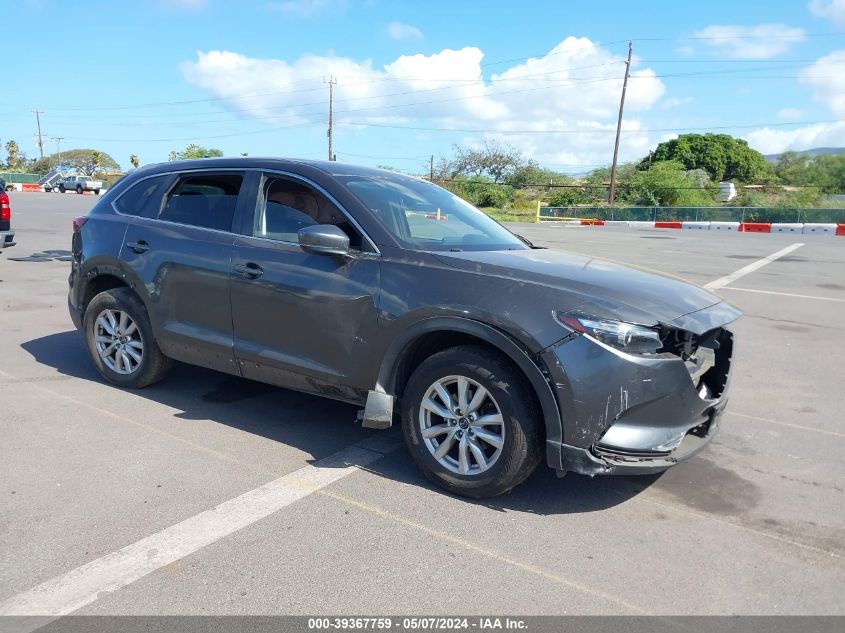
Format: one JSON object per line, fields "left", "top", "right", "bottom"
{"left": 340, "top": 175, "right": 527, "bottom": 251}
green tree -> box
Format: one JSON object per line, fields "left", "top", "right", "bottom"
{"left": 29, "top": 149, "right": 120, "bottom": 176}
{"left": 628, "top": 160, "right": 715, "bottom": 206}
{"left": 4, "top": 140, "right": 26, "bottom": 171}
{"left": 130, "top": 154, "right": 140, "bottom": 169}
{"left": 169, "top": 144, "right": 224, "bottom": 160}
{"left": 644, "top": 133, "right": 771, "bottom": 182}
{"left": 773, "top": 152, "right": 845, "bottom": 194}
{"left": 446, "top": 141, "right": 526, "bottom": 183}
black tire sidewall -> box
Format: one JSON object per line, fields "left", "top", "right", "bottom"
{"left": 83, "top": 288, "right": 167, "bottom": 388}
{"left": 401, "top": 347, "right": 541, "bottom": 498}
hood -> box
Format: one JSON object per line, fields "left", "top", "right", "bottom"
{"left": 433, "top": 248, "right": 740, "bottom": 334}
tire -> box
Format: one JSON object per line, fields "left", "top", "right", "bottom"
{"left": 58, "top": 184, "right": 65, "bottom": 193}
{"left": 83, "top": 288, "right": 172, "bottom": 388}
{"left": 76, "top": 185, "right": 83, "bottom": 194}
{"left": 401, "top": 345, "right": 543, "bottom": 498}
{"left": 94, "top": 189, "right": 100, "bottom": 195}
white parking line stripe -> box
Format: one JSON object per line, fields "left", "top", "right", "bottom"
{"left": 727, "top": 411, "right": 845, "bottom": 439}
{"left": 704, "top": 243, "right": 804, "bottom": 290}
{"left": 718, "top": 287, "right": 845, "bottom": 303}
{"left": 0, "top": 441, "right": 396, "bottom": 616}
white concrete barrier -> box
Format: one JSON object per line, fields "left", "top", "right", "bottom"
{"left": 604, "top": 221, "right": 629, "bottom": 227}
{"left": 710, "top": 222, "right": 740, "bottom": 231}
{"left": 682, "top": 221, "right": 710, "bottom": 230}
{"left": 802, "top": 223, "right": 837, "bottom": 235}
{"left": 771, "top": 223, "right": 804, "bottom": 233}
{"left": 627, "top": 221, "right": 653, "bottom": 228}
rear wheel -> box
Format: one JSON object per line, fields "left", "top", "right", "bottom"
{"left": 76, "top": 185, "right": 83, "bottom": 194}
{"left": 83, "top": 288, "right": 172, "bottom": 388}
{"left": 58, "top": 184, "right": 65, "bottom": 193}
{"left": 401, "top": 345, "right": 543, "bottom": 498}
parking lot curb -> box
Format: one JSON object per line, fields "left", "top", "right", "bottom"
{"left": 562, "top": 219, "right": 845, "bottom": 236}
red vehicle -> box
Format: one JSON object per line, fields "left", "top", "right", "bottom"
{"left": 0, "top": 182, "right": 17, "bottom": 249}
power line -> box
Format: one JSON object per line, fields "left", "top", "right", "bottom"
{"left": 335, "top": 118, "right": 840, "bottom": 135}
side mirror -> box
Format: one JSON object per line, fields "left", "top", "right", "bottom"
{"left": 298, "top": 224, "right": 350, "bottom": 257}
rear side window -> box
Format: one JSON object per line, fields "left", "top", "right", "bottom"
{"left": 159, "top": 174, "right": 243, "bottom": 232}
{"left": 113, "top": 175, "right": 170, "bottom": 218}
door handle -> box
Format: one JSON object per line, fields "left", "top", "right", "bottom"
{"left": 126, "top": 240, "right": 149, "bottom": 254}
{"left": 234, "top": 262, "right": 264, "bottom": 279}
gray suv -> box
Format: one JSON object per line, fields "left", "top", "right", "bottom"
{"left": 69, "top": 158, "right": 740, "bottom": 498}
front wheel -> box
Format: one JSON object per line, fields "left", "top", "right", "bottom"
{"left": 401, "top": 345, "right": 543, "bottom": 498}
{"left": 76, "top": 185, "right": 83, "bottom": 194}
{"left": 83, "top": 288, "right": 172, "bottom": 388}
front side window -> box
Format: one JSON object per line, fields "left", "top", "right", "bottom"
{"left": 254, "top": 176, "right": 363, "bottom": 250}
{"left": 159, "top": 173, "right": 243, "bottom": 231}
{"left": 340, "top": 175, "right": 526, "bottom": 252}
{"left": 113, "top": 175, "right": 170, "bottom": 217}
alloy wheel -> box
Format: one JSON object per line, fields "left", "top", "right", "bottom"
{"left": 418, "top": 375, "right": 505, "bottom": 475}
{"left": 93, "top": 309, "right": 144, "bottom": 375}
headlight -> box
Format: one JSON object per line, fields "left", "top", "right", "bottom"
{"left": 557, "top": 314, "right": 662, "bottom": 355}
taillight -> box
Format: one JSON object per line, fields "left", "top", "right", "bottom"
{"left": 73, "top": 216, "right": 88, "bottom": 232}
{"left": 0, "top": 192, "right": 9, "bottom": 222}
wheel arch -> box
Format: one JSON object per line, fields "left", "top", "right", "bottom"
{"left": 80, "top": 270, "right": 132, "bottom": 315}
{"left": 376, "top": 317, "right": 563, "bottom": 452}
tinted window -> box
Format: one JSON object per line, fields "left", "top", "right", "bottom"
{"left": 159, "top": 174, "right": 242, "bottom": 231}
{"left": 254, "top": 176, "right": 362, "bottom": 249}
{"left": 113, "top": 175, "right": 170, "bottom": 217}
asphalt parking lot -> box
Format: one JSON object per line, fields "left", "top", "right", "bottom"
{"left": 1, "top": 192, "right": 843, "bottom": 616}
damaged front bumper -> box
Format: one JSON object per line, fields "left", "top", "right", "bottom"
{"left": 542, "top": 305, "right": 738, "bottom": 476}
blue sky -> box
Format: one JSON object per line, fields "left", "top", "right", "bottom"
{"left": 3, "top": 0, "right": 844, "bottom": 173}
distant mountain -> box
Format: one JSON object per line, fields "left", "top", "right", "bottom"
{"left": 764, "top": 147, "right": 845, "bottom": 162}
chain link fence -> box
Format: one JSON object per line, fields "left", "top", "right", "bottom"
{"left": 538, "top": 206, "right": 845, "bottom": 224}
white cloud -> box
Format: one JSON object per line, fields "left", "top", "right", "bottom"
{"left": 180, "top": 37, "right": 666, "bottom": 168}
{"left": 800, "top": 49, "right": 845, "bottom": 116}
{"left": 745, "top": 122, "right": 845, "bottom": 154}
{"left": 266, "top": 0, "right": 346, "bottom": 16}
{"left": 744, "top": 50, "right": 845, "bottom": 154}
{"left": 808, "top": 0, "right": 845, "bottom": 25}
{"left": 694, "top": 24, "right": 805, "bottom": 59}
{"left": 660, "top": 96, "right": 693, "bottom": 110}
{"left": 386, "top": 21, "right": 423, "bottom": 41}
{"left": 778, "top": 107, "right": 804, "bottom": 119}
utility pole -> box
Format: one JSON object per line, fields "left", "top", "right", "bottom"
{"left": 32, "top": 109, "right": 45, "bottom": 159}
{"left": 324, "top": 76, "right": 337, "bottom": 161}
{"left": 430, "top": 155, "right": 434, "bottom": 180}
{"left": 608, "top": 41, "right": 632, "bottom": 207}
{"left": 52, "top": 137, "right": 65, "bottom": 168}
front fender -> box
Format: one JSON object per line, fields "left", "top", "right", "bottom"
{"left": 374, "top": 316, "right": 564, "bottom": 460}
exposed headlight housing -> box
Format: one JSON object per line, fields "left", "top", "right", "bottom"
{"left": 558, "top": 314, "right": 662, "bottom": 355}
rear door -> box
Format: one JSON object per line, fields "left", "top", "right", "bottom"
{"left": 229, "top": 171, "right": 381, "bottom": 400}
{"left": 119, "top": 170, "right": 248, "bottom": 375}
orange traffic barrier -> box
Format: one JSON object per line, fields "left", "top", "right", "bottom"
{"left": 654, "top": 221, "right": 682, "bottom": 229}
{"left": 836, "top": 224, "right": 845, "bottom": 236}
{"left": 739, "top": 222, "right": 772, "bottom": 233}
{"left": 580, "top": 219, "right": 605, "bottom": 226}
{"left": 21, "top": 183, "right": 41, "bottom": 192}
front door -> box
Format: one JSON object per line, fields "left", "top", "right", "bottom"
{"left": 230, "top": 172, "right": 381, "bottom": 401}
